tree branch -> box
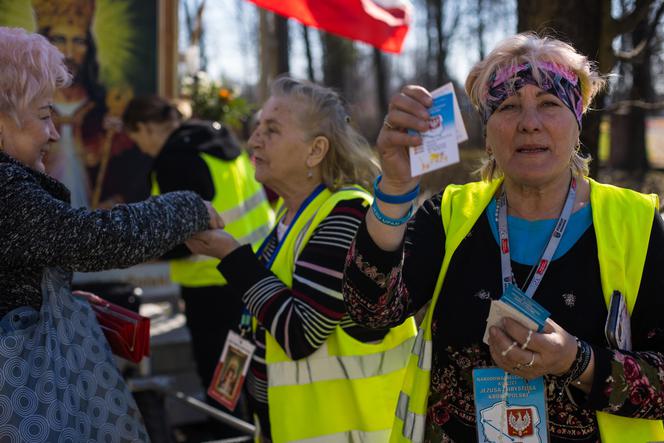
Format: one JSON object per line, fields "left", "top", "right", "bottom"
{"left": 607, "top": 99, "right": 664, "bottom": 112}
{"left": 611, "top": 0, "right": 653, "bottom": 37}
{"left": 614, "top": 0, "right": 664, "bottom": 62}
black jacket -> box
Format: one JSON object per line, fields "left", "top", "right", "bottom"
{"left": 150, "top": 120, "right": 242, "bottom": 259}
{"left": 151, "top": 120, "right": 242, "bottom": 201}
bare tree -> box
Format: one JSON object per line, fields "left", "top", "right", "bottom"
{"left": 322, "top": 32, "right": 356, "bottom": 94}
{"left": 258, "top": 11, "right": 290, "bottom": 101}
{"left": 610, "top": 0, "right": 664, "bottom": 172}
{"left": 183, "top": 0, "right": 207, "bottom": 73}
{"left": 517, "top": 0, "right": 653, "bottom": 177}
{"left": 302, "top": 24, "right": 316, "bottom": 82}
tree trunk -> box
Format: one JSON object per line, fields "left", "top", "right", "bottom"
{"left": 613, "top": 16, "right": 652, "bottom": 171}
{"left": 302, "top": 24, "right": 315, "bottom": 82}
{"left": 517, "top": 0, "right": 653, "bottom": 177}
{"left": 276, "top": 15, "right": 290, "bottom": 75}
{"left": 433, "top": 1, "right": 446, "bottom": 86}
{"left": 322, "top": 33, "right": 355, "bottom": 94}
{"left": 374, "top": 48, "right": 388, "bottom": 118}
{"left": 477, "top": 0, "right": 486, "bottom": 60}
{"left": 517, "top": 0, "right": 607, "bottom": 177}
{"left": 258, "top": 11, "right": 290, "bottom": 101}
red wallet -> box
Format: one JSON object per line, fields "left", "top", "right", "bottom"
{"left": 73, "top": 291, "right": 150, "bottom": 363}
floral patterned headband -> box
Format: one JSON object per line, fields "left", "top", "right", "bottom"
{"left": 482, "top": 61, "right": 584, "bottom": 128}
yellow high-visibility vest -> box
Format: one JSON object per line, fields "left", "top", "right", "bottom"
{"left": 263, "top": 185, "right": 417, "bottom": 443}
{"left": 152, "top": 151, "right": 274, "bottom": 287}
{"left": 391, "top": 177, "right": 664, "bottom": 443}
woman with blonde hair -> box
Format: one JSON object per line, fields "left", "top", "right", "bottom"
{"left": 186, "top": 76, "right": 417, "bottom": 442}
{"left": 343, "top": 33, "right": 664, "bottom": 442}
{"left": 0, "top": 27, "right": 220, "bottom": 441}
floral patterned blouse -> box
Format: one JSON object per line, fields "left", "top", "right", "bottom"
{"left": 343, "top": 191, "right": 664, "bottom": 442}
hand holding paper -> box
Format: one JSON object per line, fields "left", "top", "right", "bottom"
{"left": 408, "top": 82, "right": 468, "bottom": 176}
{"left": 376, "top": 85, "right": 431, "bottom": 190}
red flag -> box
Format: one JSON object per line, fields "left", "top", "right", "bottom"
{"left": 248, "top": 0, "right": 412, "bottom": 53}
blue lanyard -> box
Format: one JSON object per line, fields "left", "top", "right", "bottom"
{"left": 497, "top": 177, "right": 577, "bottom": 297}
{"left": 255, "top": 184, "right": 326, "bottom": 268}
{"left": 241, "top": 184, "right": 326, "bottom": 332}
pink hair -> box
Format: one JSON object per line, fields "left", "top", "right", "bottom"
{"left": 0, "top": 27, "right": 72, "bottom": 121}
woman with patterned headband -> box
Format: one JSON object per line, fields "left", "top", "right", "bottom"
{"left": 343, "top": 33, "right": 664, "bottom": 442}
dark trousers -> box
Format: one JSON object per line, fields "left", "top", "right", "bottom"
{"left": 181, "top": 285, "right": 249, "bottom": 435}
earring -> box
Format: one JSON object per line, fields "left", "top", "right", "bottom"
{"left": 307, "top": 169, "right": 313, "bottom": 179}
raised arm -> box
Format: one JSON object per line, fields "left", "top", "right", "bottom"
{"left": 343, "top": 193, "right": 444, "bottom": 328}
{"left": 368, "top": 85, "right": 431, "bottom": 251}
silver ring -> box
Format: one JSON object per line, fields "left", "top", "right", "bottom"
{"left": 383, "top": 117, "right": 396, "bottom": 130}
{"left": 523, "top": 351, "right": 536, "bottom": 368}
{"left": 521, "top": 329, "right": 533, "bottom": 350}
{"left": 501, "top": 341, "right": 518, "bottom": 357}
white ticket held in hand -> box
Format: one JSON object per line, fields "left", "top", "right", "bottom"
{"left": 408, "top": 82, "right": 468, "bottom": 177}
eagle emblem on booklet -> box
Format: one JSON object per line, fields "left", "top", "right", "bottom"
{"left": 473, "top": 367, "right": 549, "bottom": 443}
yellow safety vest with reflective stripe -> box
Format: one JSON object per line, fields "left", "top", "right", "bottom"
{"left": 151, "top": 151, "right": 274, "bottom": 287}
{"left": 391, "top": 177, "right": 664, "bottom": 443}
{"left": 263, "top": 185, "right": 417, "bottom": 443}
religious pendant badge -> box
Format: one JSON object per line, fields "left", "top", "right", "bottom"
{"left": 208, "top": 310, "right": 255, "bottom": 411}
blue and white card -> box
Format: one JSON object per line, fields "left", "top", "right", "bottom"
{"left": 473, "top": 368, "right": 549, "bottom": 443}
{"left": 408, "top": 82, "right": 466, "bottom": 176}
{"left": 501, "top": 285, "right": 550, "bottom": 332}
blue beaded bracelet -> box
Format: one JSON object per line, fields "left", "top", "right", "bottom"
{"left": 373, "top": 175, "right": 419, "bottom": 204}
{"left": 371, "top": 200, "right": 413, "bottom": 226}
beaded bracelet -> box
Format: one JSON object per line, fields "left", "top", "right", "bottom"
{"left": 373, "top": 175, "right": 420, "bottom": 204}
{"left": 558, "top": 338, "right": 592, "bottom": 395}
{"left": 371, "top": 200, "right": 414, "bottom": 226}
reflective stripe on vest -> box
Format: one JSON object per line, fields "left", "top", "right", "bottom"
{"left": 262, "top": 186, "right": 417, "bottom": 443}
{"left": 268, "top": 336, "right": 416, "bottom": 387}
{"left": 290, "top": 429, "right": 391, "bottom": 443}
{"left": 152, "top": 152, "right": 274, "bottom": 287}
{"left": 391, "top": 178, "right": 664, "bottom": 443}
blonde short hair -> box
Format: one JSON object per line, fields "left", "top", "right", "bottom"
{"left": 0, "top": 27, "right": 71, "bottom": 122}
{"left": 465, "top": 32, "right": 606, "bottom": 180}
{"left": 271, "top": 76, "right": 380, "bottom": 192}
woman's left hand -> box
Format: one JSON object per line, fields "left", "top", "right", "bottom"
{"left": 185, "top": 229, "right": 241, "bottom": 260}
{"left": 488, "top": 317, "right": 578, "bottom": 380}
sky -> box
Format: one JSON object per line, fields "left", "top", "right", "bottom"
{"left": 180, "top": 0, "right": 516, "bottom": 90}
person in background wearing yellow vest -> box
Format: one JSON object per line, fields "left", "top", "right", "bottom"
{"left": 184, "top": 76, "right": 417, "bottom": 443}
{"left": 122, "top": 96, "right": 274, "bottom": 437}
{"left": 343, "top": 33, "right": 664, "bottom": 443}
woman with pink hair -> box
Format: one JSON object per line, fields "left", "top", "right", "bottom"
{"left": 0, "top": 27, "right": 221, "bottom": 441}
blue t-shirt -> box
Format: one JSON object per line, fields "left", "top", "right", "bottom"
{"left": 486, "top": 197, "right": 592, "bottom": 266}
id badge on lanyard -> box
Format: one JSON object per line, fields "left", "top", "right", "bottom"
{"left": 209, "top": 328, "right": 256, "bottom": 411}
{"left": 209, "top": 185, "right": 327, "bottom": 411}
{"left": 482, "top": 178, "right": 576, "bottom": 342}
{"left": 475, "top": 178, "right": 577, "bottom": 443}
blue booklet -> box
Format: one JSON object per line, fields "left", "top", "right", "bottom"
{"left": 473, "top": 367, "right": 549, "bottom": 443}
{"left": 502, "top": 284, "right": 550, "bottom": 332}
